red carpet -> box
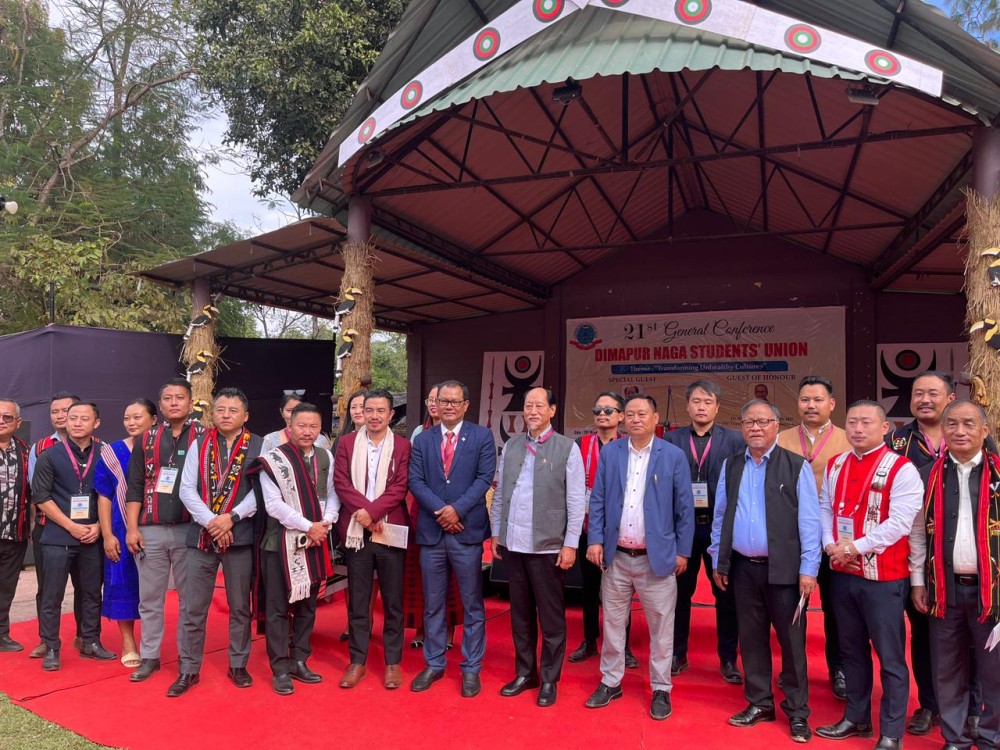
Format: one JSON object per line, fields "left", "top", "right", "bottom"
{"left": 0, "top": 578, "right": 945, "bottom": 750}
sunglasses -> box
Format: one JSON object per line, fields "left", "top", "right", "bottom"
{"left": 0, "top": 414, "right": 17, "bottom": 423}
{"left": 592, "top": 406, "right": 621, "bottom": 416}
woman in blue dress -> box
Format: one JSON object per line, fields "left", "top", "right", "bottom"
{"left": 94, "top": 398, "right": 157, "bottom": 667}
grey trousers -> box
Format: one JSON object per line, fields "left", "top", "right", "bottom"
{"left": 136, "top": 524, "right": 189, "bottom": 660}
{"left": 600, "top": 552, "right": 677, "bottom": 691}
{"left": 178, "top": 545, "right": 253, "bottom": 674}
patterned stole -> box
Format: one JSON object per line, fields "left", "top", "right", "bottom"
{"left": 197, "top": 428, "right": 251, "bottom": 551}
{"left": 925, "top": 450, "right": 1000, "bottom": 623}
{"left": 99, "top": 442, "right": 129, "bottom": 522}
{"left": 9, "top": 438, "right": 30, "bottom": 541}
{"left": 254, "top": 443, "right": 331, "bottom": 602}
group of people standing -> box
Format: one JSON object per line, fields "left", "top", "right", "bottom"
{"left": 0, "top": 369, "right": 996, "bottom": 750}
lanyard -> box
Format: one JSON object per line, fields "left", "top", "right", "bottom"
{"left": 835, "top": 447, "right": 885, "bottom": 517}
{"left": 918, "top": 430, "right": 945, "bottom": 460}
{"left": 689, "top": 434, "right": 712, "bottom": 480}
{"left": 63, "top": 439, "right": 95, "bottom": 492}
{"left": 525, "top": 428, "right": 553, "bottom": 457}
{"left": 584, "top": 435, "right": 599, "bottom": 482}
{"left": 799, "top": 424, "right": 834, "bottom": 464}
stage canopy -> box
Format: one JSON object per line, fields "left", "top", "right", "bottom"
{"left": 146, "top": 1, "right": 1000, "bottom": 332}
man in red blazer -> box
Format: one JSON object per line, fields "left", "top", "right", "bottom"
{"left": 333, "top": 388, "right": 411, "bottom": 691}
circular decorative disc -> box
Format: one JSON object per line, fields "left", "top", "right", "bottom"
{"left": 533, "top": 0, "right": 564, "bottom": 23}
{"left": 358, "top": 118, "right": 376, "bottom": 144}
{"left": 400, "top": 81, "right": 423, "bottom": 110}
{"left": 674, "top": 0, "right": 712, "bottom": 25}
{"left": 865, "top": 49, "right": 901, "bottom": 76}
{"left": 784, "top": 24, "right": 821, "bottom": 54}
{"left": 473, "top": 27, "right": 501, "bottom": 61}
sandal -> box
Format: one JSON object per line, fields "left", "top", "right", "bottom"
{"left": 410, "top": 639, "right": 424, "bottom": 648}
{"left": 120, "top": 651, "right": 141, "bottom": 668}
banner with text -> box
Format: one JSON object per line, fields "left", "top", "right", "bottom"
{"left": 565, "top": 307, "right": 846, "bottom": 436}
{"left": 479, "top": 351, "right": 545, "bottom": 459}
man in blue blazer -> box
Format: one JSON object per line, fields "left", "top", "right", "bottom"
{"left": 664, "top": 379, "right": 745, "bottom": 683}
{"left": 585, "top": 393, "right": 694, "bottom": 721}
{"left": 408, "top": 380, "right": 496, "bottom": 698}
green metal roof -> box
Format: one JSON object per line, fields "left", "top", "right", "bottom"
{"left": 295, "top": 0, "right": 1000, "bottom": 206}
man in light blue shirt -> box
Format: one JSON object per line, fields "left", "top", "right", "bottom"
{"left": 709, "top": 399, "right": 821, "bottom": 744}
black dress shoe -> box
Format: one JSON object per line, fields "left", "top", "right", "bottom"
{"left": 130, "top": 658, "right": 161, "bottom": 682}
{"left": 624, "top": 647, "right": 639, "bottom": 669}
{"left": 568, "top": 640, "right": 597, "bottom": 663}
{"left": 461, "top": 673, "right": 481, "bottom": 698}
{"left": 500, "top": 674, "right": 540, "bottom": 697}
{"left": 790, "top": 717, "right": 812, "bottom": 743}
{"left": 585, "top": 682, "right": 623, "bottom": 708}
{"left": 0, "top": 635, "right": 23, "bottom": 652}
{"left": 410, "top": 667, "right": 445, "bottom": 692}
{"left": 729, "top": 704, "right": 777, "bottom": 727}
{"left": 815, "top": 717, "right": 874, "bottom": 740}
{"left": 42, "top": 648, "right": 60, "bottom": 671}
{"left": 907, "top": 708, "right": 940, "bottom": 736}
{"left": 537, "top": 683, "right": 557, "bottom": 707}
{"left": 873, "top": 737, "right": 901, "bottom": 750}
{"left": 720, "top": 661, "right": 743, "bottom": 684}
{"left": 671, "top": 656, "right": 690, "bottom": 676}
{"left": 830, "top": 669, "right": 847, "bottom": 700}
{"left": 80, "top": 642, "right": 116, "bottom": 661}
{"left": 289, "top": 660, "right": 322, "bottom": 684}
{"left": 650, "top": 690, "right": 672, "bottom": 720}
{"left": 166, "top": 673, "right": 200, "bottom": 698}
{"left": 272, "top": 673, "right": 294, "bottom": 695}
{"left": 228, "top": 667, "right": 253, "bottom": 688}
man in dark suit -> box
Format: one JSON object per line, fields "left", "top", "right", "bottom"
{"left": 910, "top": 399, "right": 1000, "bottom": 750}
{"left": 711, "top": 399, "right": 821, "bottom": 744}
{"left": 333, "top": 388, "right": 411, "bottom": 691}
{"left": 585, "top": 394, "right": 694, "bottom": 721}
{"left": 408, "top": 379, "right": 496, "bottom": 698}
{"left": 664, "top": 379, "right": 744, "bottom": 683}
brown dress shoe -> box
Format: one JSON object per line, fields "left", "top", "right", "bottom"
{"left": 339, "top": 663, "right": 366, "bottom": 688}
{"left": 384, "top": 664, "right": 402, "bottom": 689}
{"left": 29, "top": 641, "right": 47, "bottom": 659}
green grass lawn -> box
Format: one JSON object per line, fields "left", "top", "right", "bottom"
{"left": 0, "top": 693, "right": 119, "bottom": 749}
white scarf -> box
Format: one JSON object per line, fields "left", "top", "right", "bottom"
{"left": 262, "top": 447, "right": 315, "bottom": 603}
{"left": 345, "top": 428, "right": 393, "bottom": 550}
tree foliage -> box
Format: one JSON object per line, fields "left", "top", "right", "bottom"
{"left": 948, "top": 0, "right": 1000, "bottom": 47}
{"left": 195, "top": 0, "right": 405, "bottom": 198}
{"left": 0, "top": 0, "right": 253, "bottom": 335}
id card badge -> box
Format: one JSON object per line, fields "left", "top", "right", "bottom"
{"left": 70, "top": 495, "right": 91, "bottom": 520}
{"left": 692, "top": 482, "right": 709, "bottom": 509}
{"left": 836, "top": 515, "right": 855, "bottom": 543}
{"left": 584, "top": 488, "right": 591, "bottom": 514}
{"left": 155, "top": 467, "right": 179, "bottom": 494}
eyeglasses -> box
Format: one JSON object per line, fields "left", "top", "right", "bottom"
{"left": 424, "top": 398, "right": 436, "bottom": 405}
{"left": 741, "top": 418, "right": 777, "bottom": 429}
{"left": 0, "top": 414, "right": 17, "bottom": 423}
{"left": 436, "top": 399, "right": 466, "bottom": 407}
{"left": 592, "top": 406, "right": 621, "bottom": 416}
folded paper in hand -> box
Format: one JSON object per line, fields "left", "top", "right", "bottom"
{"left": 372, "top": 522, "right": 409, "bottom": 549}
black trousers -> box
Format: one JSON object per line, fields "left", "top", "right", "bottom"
{"left": 817, "top": 552, "right": 842, "bottom": 674}
{"left": 0, "top": 540, "right": 28, "bottom": 638}
{"left": 262, "top": 549, "right": 318, "bottom": 676}
{"left": 504, "top": 548, "right": 567, "bottom": 684}
{"left": 33, "top": 523, "right": 83, "bottom": 637}
{"left": 344, "top": 539, "right": 405, "bottom": 666}
{"left": 674, "top": 521, "right": 738, "bottom": 662}
{"left": 39, "top": 543, "right": 102, "bottom": 650}
{"left": 577, "top": 534, "right": 632, "bottom": 647}
{"left": 732, "top": 553, "right": 809, "bottom": 719}
{"left": 832, "top": 572, "right": 909, "bottom": 739}
{"left": 905, "top": 594, "right": 938, "bottom": 713}
{"left": 930, "top": 581, "right": 1000, "bottom": 748}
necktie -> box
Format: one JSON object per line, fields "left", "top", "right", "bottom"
{"left": 442, "top": 431, "right": 456, "bottom": 476}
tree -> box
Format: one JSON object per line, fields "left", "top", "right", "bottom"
{"left": 195, "top": 0, "right": 406, "bottom": 198}
{"left": 370, "top": 332, "right": 406, "bottom": 393}
{"left": 948, "top": 0, "right": 1000, "bottom": 47}
{"left": 1, "top": 0, "right": 255, "bottom": 335}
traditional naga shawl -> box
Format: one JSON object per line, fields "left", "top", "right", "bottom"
{"left": 197, "top": 428, "right": 251, "bottom": 551}
{"left": 142, "top": 419, "right": 205, "bottom": 523}
{"left": 253, "top": 443, "right": 331, "bottom": 603}
{"left": 4, "top": 437, "right": 31, "bottom": 541}
{"left": 923, "top": 449, "right": 1000, "bottom": 623}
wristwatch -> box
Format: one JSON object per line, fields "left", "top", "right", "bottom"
{"left": 229, "top": 511, "right": 241, "bottom": 524}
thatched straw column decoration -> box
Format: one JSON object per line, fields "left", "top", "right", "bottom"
{"left": 965, "top": 190, "right": 1000, "bottom": 431}
{"left": 336, "top": 239, "right": 376, "bottom": 422}
{"left": 182, "top": 280, "right": 220, "bottom": 427}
